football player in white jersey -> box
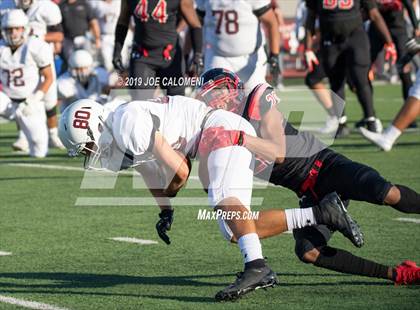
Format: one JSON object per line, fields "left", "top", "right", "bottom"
{"left": 58, "top": 89, "right": 363, "bottom": 300}
{"left": 0, "top": 9, "right": 52, "bottom": 157}
{"left": 14, "top": 0, "right": 64, "bottom": 150}
{"left": 89, "top": 0, "right": 121, "bottom": 72}
{"left": 57, "top": 49, "right": 110, "bottom": 111}
{"left": 196, "top": 0, "right": 280, "bottom": 90}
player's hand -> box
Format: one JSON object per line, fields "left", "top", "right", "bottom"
{"left": 21, "top": 90, "right": 43, "bottom": 117}
{"left": 156, "top": 209, "right": 174, "bottom": 245}
{"left": 397, "top": 38, "right": 420, "bottom": 71}
{"left": 198, "top": 127, "right": 246, "bottom": 157}
{"left": 268, "top": 53, "right": 281, "bottom": 86}
{"left": 189, "top": 52, "right": 204, "bottom": 77}
{"left": 304, "top": 50, "right": 319, "bottom": 72}
{"left": 384, "top": 42, "right": 397, "bottom": 65}
{"left": 112, "top": 44, "right": 125, "bottom": 72}
{"left": 95, "top": 38, "right": 101, "bottom": 49}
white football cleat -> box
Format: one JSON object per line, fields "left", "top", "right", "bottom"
{"left": 319, "top": 115, "right": 339, "bottom": 135}
{"left": 359, "top": 127, "right": 393, "bottom": 151}
{"left": 12, "top": 133, "right": 29, "bottom": 153}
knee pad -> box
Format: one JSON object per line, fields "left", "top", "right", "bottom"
{"left": 217, "top": 217, "right": 234, "bottom": 241}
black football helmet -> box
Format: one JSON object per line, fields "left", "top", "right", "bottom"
{"left": 196, "top": 68, "right": 245, "bottom": 113}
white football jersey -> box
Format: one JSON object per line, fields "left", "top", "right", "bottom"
{"left": 57, "top": 67, "right": 109, "bottom": 104}
{"left": 0, "top": 37, "right": 53, "bottom": 99}
{"left": 110, "top": 96, "right": 211, "bottom": 159}
{"left": 26, "top": 0, "right": 62, "bottom": 38}
{"left": 197, "top": 0, "right": 269, "bottom": 57}
{"left": 89, "top": 0, "right": 120, "bottom": 35}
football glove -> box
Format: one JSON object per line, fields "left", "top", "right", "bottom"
{"left": 397, "top": 38, "right": 420, "bottom": 71}
{"left": 156, "top": 209, "right": 174, "bottom": 245}
{"left": 268, "top": 53, "right": 281, "bottom": 86}
{"left": 189, "top": 52, "right": 204, "bottom": 77}
{"left": 384, "top": 42, "right": 397, "bottom": 65}
{"left": 198, "top": 127, "right": 246, "bottom": 157}
{"left": 20, "top": 90, "right": 43, "bottom": 117}
{"left": 304, "top": 50, "right": 319, "bottom": 72}
{"left": 112, "top": 42, "right": 125, "bottom": 72}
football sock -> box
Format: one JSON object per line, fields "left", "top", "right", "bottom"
{"left": 314, "top": 246, "right": 390, "bottom": 280}
{"left": 238, "top": 233, "right": 264, "bottom": 264}
{"left": 383, "top": 125, "right": 401, "bottom": 144}
{"left": 285, "top": 208, "right": 317, "bottom": 230}
{"left": 48, "top": 127, "right": 59, "bottom": 137}
{"left": 392, "top": 185, "right": 420, "bottom": 214}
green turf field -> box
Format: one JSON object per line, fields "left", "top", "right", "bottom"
{"left": 0, "top": 84, "right": 419, "bottom": 309}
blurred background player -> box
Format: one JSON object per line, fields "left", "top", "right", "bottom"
{"left": 361, "top": 39, "right": 420, "bottom": 150}
{"left": 112, "top": 0, "right": 203, "bottom": 100}
{"left": 59, "top": 0, "right": 101, "bottom": 66}
{"left": 88, "top": 0, "right": 121, "bottom": 73}
{"left": 369, "top": 0, "right": 419, "bottom": 128}
{"left": 305, "top": 0, "right": 397, "bottom": 133}
{"left": 196, "top": 0, "right": 280, "bottom": 91}
{"left": 57, "top": 49, "right": 110, "bottom": 111}
{"left": 0, "top": 9, "right": 53, "bottom": 157}
{"left": 13, "top": 0, "right": 64, "bottom": 151}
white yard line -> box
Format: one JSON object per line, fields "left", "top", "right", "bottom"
{"left": 5, "top": 163, "right": 272, "bottom": 187}
{"left": 75, "top": 197, "right": 264, "bottom": 206}
{"left": 395, "top": 217, "right": 420, "bottom": 224}
{"left": 0, "top": 251, "right": 12, "bottom": 256}
{"left": 0, "top": 295, "right": 69, "bottom": 310}
{"left": 110, "top": 237, "right": 158, "bottom": 245}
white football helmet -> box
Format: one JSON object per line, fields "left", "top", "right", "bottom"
{"left": 1, "top": 9, "right": 30, "bottom": 47}
{"left": 69, "top": 49, "right": 94, "bottom": 84}
{"left": 58, "top": 99, "right": 113, "bottom": 169}
{"left": 16, "top": 0, "right": 36, "bottom": 10}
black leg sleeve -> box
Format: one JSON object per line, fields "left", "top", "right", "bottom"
{"left": 392, "top": 185, "right": 420, "bottom": 214}
{"left": 314, "top": 246, "right": 390, "bottom": 280}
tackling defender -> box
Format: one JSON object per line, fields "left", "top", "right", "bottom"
{"left": 58, "top": 92, "right": 363, "bottom": 301}
{"left": 196, "top": 68, "right": 420, "bottom": 286}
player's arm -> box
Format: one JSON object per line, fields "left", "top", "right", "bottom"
{"left": 303, "top": 4, "right": 319, "bottom": 71}
{"left": 402, "top": 0, "right": 419, "bottom": 35}
{"left": 242, "top": 108, "right": 285, "bottom": 163}
{"left": 368, "top": 6, "right": 397, "bottom": 63}
{"left": 38, "top": 65, "right": 53, "bottom": 94}
{"left": 180, "top": 0, "right": 203, "bottom": 74}
{"left": 113, "top": 0, "right": 130, "bottom": 71}
{"left": 152, "top": 132, "right": 190, "bottom": 197}
{"left": 135, "top": 161, "right": 173, "bottom": 211}
{"left": 257, "top": 6, "right": 280, "bottom": 56}
{"left": 135, "top": 160, "right": 175, "bottom": 246}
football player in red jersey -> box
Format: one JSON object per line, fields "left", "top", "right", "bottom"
{"left": 197, "top": 68, "right": 420, "bottom": 286}
{"left": 369, "top": 0, "right": 418, "bottom": 127}
{"left": 305, "top": 0, "right": 397, "bottom": 133}
{"left": 112, "top": 0, "right": 203, "bottom": 99}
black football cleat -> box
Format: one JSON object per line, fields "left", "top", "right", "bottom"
{"left": 215, "top": 266, "right": 279, "bottom": 302}
{"left": 313, "top": 192, "right": 364, "bottom": 248}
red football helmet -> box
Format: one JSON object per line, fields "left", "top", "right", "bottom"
{"left": 196, "top": 68, "right": 245, "bottom": 113}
